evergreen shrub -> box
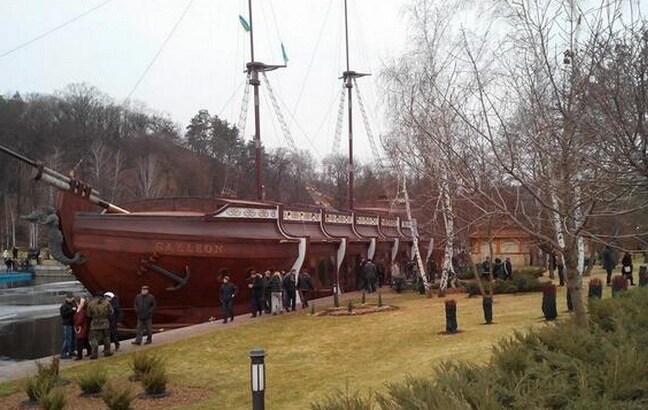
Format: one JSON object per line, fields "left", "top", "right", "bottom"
{"left": 101, "top": 382, "right": 134, "bottom": 410}
{"left": 39, "top": 388, "right": 66, "bottom": 410}
{"left": 78, "top": 365, "right": 107, "bottom": 395}
{"left": 131, "top": 352, "right": 163, "bottom": 379}
{"left": 141, "top": 363, "right": 167, "bottom": 395}
{"left": 312, "top": 288, "right": 648, "bottom": 410}
{"left": 25, "top": 373, "right": 54, "bottom": 403}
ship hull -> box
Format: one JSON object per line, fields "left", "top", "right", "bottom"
{"left": 54, "top": 192, "right": 423, "bottom": 328}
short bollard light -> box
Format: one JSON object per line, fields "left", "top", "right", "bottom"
{"left": 250, "top": 348, "right": 266, "bottom": 410}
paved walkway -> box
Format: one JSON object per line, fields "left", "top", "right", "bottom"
{"left": 0, "top": 290, "right": 367, "bottom": 382}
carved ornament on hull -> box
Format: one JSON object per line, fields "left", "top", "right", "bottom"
{"left": 216, "top": 207, "right": 278, "bottom": 219}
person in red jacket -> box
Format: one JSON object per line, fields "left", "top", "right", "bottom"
{"left": 73, "top": 297, "right": 91, "bottom": 360}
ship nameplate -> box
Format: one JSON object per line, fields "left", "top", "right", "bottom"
{"left": 216, "top": 207, "right": 278, "bottom": 219}
{"left": 283, "top": 210, "right": 321, "bottom": 222}
{"left": 356, "top": 216, "right": 379, "bottom": 226}
{"left": 154, "top": 241, "right": 225, "bottom": 255}
{"left": 325, "top": 214, "right": 352, "bottom": 224}
{"left": 382, "top": 219, "right": 398, "bottom": 227}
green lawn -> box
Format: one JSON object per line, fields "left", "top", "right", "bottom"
{"left": 3, "top": 268, "right": 616, "bottom": 409}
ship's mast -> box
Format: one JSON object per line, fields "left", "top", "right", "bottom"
{"left": 246, "top": 0, "right": 284, "bottom": 201}
{"left": 342, "top": 0, "right": 369, "bottom": 210}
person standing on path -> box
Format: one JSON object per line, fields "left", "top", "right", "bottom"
{"left": 73, "top": 297, "right": 91, "bottom": 360}
{"left": 104, "top": 291, "right": 123, "bottom": 351}
{"left": 268, "top": 271, "right": 283, "bottom": 315}
{"left": 298, "top": 270, "right": 314, "bottom": 309}
{"left": 621, "top": 251, "right": 635, "bottom": 286}
{"left": 248, "top": 272, "right": 264, "bottom": 317}
{"left": 282, "top": 269, "right": 298, "bottom": 311}
{"left": 601, "top": 245, "right": 616, "bottom": 285}
{"left": 132, "top": 285, "right": 156, "bottom": 345}
{"left": 362, "top": 259, "right": 378, "bottom": 293}
{"left": 87, "top": 292, "right": 114, "bottom": 359}
{"left": 220, "top": 276, "right": 238, "bottom": 323}
{"left": 59, "top": 293, "right": 77, "bottom": 359}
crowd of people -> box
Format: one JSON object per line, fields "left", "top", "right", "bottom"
{"left": 59, "top": 285, "right": 156, "bottom": 359}
{"left": 602, "top": 246, "right": 639, "bottom": 287}
{"left": 2, "top": 246, "right": 44, "bottom": 272}
{"left": 480, "top": 256, "right": 513, "bottom": 280}
{"left": 217, "top": 268, "right": 315, "bottom": 324}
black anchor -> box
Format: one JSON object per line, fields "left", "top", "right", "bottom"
{"left": 139, "top": 253, "right": 191, "bottom": 291}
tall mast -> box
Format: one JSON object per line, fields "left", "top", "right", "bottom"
{"left": 245, "top": 0, "right": 284, "bottom": 201}
{"left": 342, "top": 0, "right": 369, "bottom": 210}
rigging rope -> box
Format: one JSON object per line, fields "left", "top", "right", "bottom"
{"left": 331, "top": 86, "right": 346, "bottom": 154}
{"left": 261, "top": 72, "right": 298, "bottom": 152}
{"left": 221, "top": 83, "right": 251, "bottom": 197}
{"left": 353, "top": 78, "right": 382, "bottom": 167}
{"left": 125, "top": 0, "right": 197, "bottom": 101}
{"left": 288, "top": 0, "right": 334, "bottom": 126}
{"left": 0, "top": 0, "right": 114, "bottom": 60}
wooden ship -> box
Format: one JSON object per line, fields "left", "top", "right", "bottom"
{"left": 0, "top": 0, "right": 423, "bottom": 329}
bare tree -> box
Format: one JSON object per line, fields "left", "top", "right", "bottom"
{"left": 135, "top": 154, "right": 162, "bottom": 199}
{"left": 382, "top": 0, "right": 648, "bottom": 327}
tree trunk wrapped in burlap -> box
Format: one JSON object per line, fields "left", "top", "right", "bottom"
{"left": 482, "top": 296, "right": 493, "bottom": 324}
{"left": 542, "top": 284, "right": 558, "bottom": 321}
{"left": 444, "top": 300, "right": 458, "bottom": 334}
{"left": 612, "top": 275, "right": 628, "bottom": 297}
{"left": 588, "top": 278, "right": 602, "bottom": 299}
{"left": 639, "top": 266, "right": 648, "bottom": 288}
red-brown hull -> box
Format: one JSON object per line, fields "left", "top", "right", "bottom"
{"left": 55, "top": 193, "right": 419, "bottom": 328}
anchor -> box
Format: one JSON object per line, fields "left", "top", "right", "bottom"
{"left": 139, "top": 253, "right": 191, "bottom": 291}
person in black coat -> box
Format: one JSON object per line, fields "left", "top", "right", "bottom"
{"left": 503, "top": 257, "right": 513, "bottom": 280}
{"left": 248, "top": 272, "right": 264, "bottom": 317}
{"left": 104, "top": 292, "right": 123, "bottom": 351}
{"left": 362, "top": 259, "right": 377, "bottom": 293}
{"left": 621, "top": 251, "right": 634, "bottom": 286}
{"left": 59, "top": 293, "right": 77, "bottom": 359}
{"left": 298, "top": 270, "right": 314, "bottom": 308}
{"left": 493, "top": 258, "right": 504, "bottom": 280}
{"left": 601, "top": 245, "right": 616, "bottom": 285}
{"left": 282, "top": 269, "right": 297, "bottom": 312}
{"left": 132, "top": 285, "right": 156, "bottom": 345}
{"left": 220, "top": 276, "right": 238, "bottom": 323}
{"left": 262, "top": 270, "right": 272, "bottom": 313}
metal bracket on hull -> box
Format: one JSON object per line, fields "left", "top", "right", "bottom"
{"left": 367, "top": 238, "right": 376, "bottom": 260}
{"left": 139, "top": 253, "right": 191, "bottom": 291}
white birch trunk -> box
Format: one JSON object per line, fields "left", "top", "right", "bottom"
{"left": 10, "top": 208, "right": 15, "bottom": 248}
{"left": 4, "top": 196, "right": 9, "bottom": 249}
{"left": 550, "top": 193, "right": 567, "bottom": 269}
{"left": 574, "top": 185, "right": 585, "bottom": 275}
{"left": 402, "top": 176, "right": 430, "bottom": 290}
{"left": 439, "top": 175, "right": 455, "bottom": 292}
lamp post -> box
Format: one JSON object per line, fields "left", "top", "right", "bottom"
{"left": 250, "top": 348, "right": 265, "bottom": 410}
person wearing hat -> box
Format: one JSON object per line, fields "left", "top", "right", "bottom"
{"left": 87, "top": 291, "right": 114, "bottom": 359}
{"left": 104, "top": 291, "right": 123, "bottom": 351}
{"left": 59, "top": 293, "right": 77, "bottom": 359}
{"left": 133, "top": 285, "right": 156, "bottom": 345}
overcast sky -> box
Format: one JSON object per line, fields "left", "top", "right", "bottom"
{"left": 0, "top": 0, "right": 413, "bottom": 161}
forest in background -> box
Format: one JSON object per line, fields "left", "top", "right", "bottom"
{"left": 0, "top": 83, "right": 400, "bottom": 249}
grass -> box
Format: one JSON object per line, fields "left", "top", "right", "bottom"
{"left": 2, "top": 268, "right": 617, "bottom": 409}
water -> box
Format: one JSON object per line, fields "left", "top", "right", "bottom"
{"left": 0, "top": 276, "right": 88, "bottom": 362}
